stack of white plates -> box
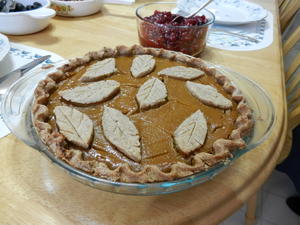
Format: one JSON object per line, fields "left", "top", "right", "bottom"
{"left": 0, "top": 34, "right": 10, "bottom": 63}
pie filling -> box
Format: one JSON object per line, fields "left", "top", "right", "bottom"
{"left": 46, "top": 56, "right": 238, "bottom": 171}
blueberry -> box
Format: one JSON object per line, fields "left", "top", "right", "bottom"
{"left": 0, "top": 0, "right": 7, "bottom": 11}
{"left": 15, "top": 2, "right": 25, "bottom": 11}
{"left": 33, "top": 2, "right": 42, "bottom": 8}
{"left": 26, "top": 5, "right": 33, "bottom": 10}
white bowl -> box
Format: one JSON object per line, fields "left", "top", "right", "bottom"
{"left": 51, "top": 0, "right": 102, "bottom": 17}
{"left": 0, "top": 0, "right": 56, "bottom": 35}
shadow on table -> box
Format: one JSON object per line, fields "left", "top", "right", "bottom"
{"left": 53, "top": 5, "right": 135, "bottom": 22}
{"left": 7, "top": 24, "right": 60, "bottom": 47}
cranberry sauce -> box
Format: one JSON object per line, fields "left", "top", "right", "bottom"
{"left": 138, "top": 10, "right": 210, "bottom": 55}
{"left": 144, "top": 10, "right": 208, "bottom": 26}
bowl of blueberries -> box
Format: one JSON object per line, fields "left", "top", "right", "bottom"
{"left": 0, "top": 0, "right": 56, "bottom": 35}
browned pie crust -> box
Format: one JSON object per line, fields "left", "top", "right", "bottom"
{"left": 32, "top": 45, "right": 253, "bottom": 183}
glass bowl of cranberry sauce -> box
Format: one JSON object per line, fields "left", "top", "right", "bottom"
{"left": 136, "top": 2, "right": 215, "bottom": 56}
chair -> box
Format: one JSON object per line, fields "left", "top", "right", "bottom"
{"left": 245, "top": 7, "right": 300, "bottom": 225}
{"left": 278, "top": 9, "right": 300, "bottom": 163}
{"left": 279, "top": 0, "right": 300, "bottom": 33}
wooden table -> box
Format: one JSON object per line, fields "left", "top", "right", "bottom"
{"left": 0, "top": 0, "right": 286, "bottom": 224}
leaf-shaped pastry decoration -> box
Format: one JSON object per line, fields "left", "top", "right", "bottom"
{"left": 158, "top": 66, "right": 204, "bottom": 80}
{"left": 80, "top": 58, "right": 117, "bottom": 82}
{"left": 174, "top": 110, "right": 207, "bottom": 154}
{"left": 102, "top": 106, "right": 141, "bottom": 162}
{"left": 54, "top": 106, "right": 94, "bottom": 149}
{"left": 131, "top": 55, "right": 155, "bottom": 78}
{"left": 59, "top": 80, "right": 120, "bottom": 105}
{"left": 136, "top": 77, "right": 167, "bottom": 110}
{"left": 186, "top": 81, "right": 232, "bottom": 109}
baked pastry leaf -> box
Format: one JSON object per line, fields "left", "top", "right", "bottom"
{"left": 80, "top": 58, "right": 117, "bottom": 82}
{"left": 136, "top": 77, "right": 167, "bottom": 110}
{"left": 131, "top": 55, "right": 156, "bottom": 78}
{"left": 158, "top": 66, "right": 204, "bottom": 80}
{"left": 102, "top": 106, "right": 141, "bottom": 162}
{"left": 59, "top": 80, "right": 120, "bottom": 105}
{"left": 186, "top": 81, "right": 232, "bottom": 109}
{"left": 174, "top": 110, "right": 207, "bottom": 154}
{"left": 54, "top": 106, "right": 94, "bottom": 149}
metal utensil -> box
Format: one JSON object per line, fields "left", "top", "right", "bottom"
{"left": 211, "top": 28, "right": 260, "bottom": 43}
{"left": 172, "top": 0, "right": 214, "bottom": 22}
{"left": 0, "top": 55, "right": 50, "bottom": 96}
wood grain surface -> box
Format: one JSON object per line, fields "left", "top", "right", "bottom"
{"left": 0, "top": 0, "right": 286, "bottom": 224}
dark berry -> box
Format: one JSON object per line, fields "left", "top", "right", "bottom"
{"left": 26, "top": 5, "right": 34, "bottom": 10}
{"left": 0, "top": 0, "right": 7, "bottom": 11}
{"left": 33, "top": 2, "right": 42, "bottom": 8}
{"left": 15, "top": 3, "right": 26, "bottom": 11}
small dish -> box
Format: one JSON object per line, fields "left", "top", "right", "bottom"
{"left": 136, "top": 2, "right": 215, "bottom": 56}
{"left": 0, "top": 0, "right": 56, "bottom": 35}
{"left": 178, "top": 0, "right": 267, "bottom": 25}
{"left": 0, "top": 33, "right": 10, "bottom": 62}
{"left": 51, "top": 0, "right": 103, "bottom": 17}
{"left": 1, "top": 57, "right": 275, "bottom": 195}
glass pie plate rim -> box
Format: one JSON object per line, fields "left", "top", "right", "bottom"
{"left": 1, "top": 59, "right": 275, "bottom": 196}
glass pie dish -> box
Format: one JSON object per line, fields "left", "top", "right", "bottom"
{"left": 1, "top": 60, "right": 275, "bottom": 195}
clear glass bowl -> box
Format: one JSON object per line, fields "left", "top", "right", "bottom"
{"left": 1, "top": 60, "right": 275, "bottom": 195}
{"left": 136, "top": 2, "right": 215, "bottom": 56}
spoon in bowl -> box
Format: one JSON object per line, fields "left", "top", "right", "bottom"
{"left": 171, "top": 0, "right": 214, "bottom": 23}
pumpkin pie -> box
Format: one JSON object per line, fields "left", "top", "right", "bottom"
{"left": 32, "top": 45, "right": 253, "bottom": 183}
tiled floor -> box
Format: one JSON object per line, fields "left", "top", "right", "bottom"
{"left": 219, "top": 170, "right": 299, "bottom": 225}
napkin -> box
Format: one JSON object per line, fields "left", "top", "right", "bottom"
{"left": 208, "top": 12, "right": 273, "bottom": 51}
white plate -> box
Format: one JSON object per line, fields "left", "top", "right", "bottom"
{"left": 0, "top": 33, "right": 10, "bottom": 62}
{"left": 206, "top": 0, "right": 267, "bottom": 25}
{"left": 177, "top": 0, "right": 268, "bottom": 25}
